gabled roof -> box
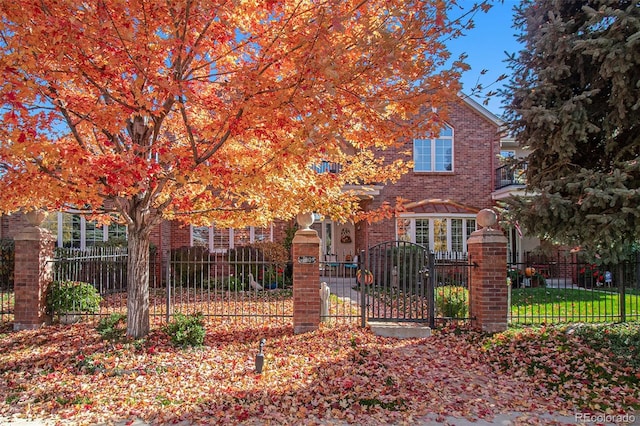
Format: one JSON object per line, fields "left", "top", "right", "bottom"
{"left": 402, "top": 199, "right": 480, "bottom": 215}
{"left": 458, "top": 93, "right": 504, "bottom": 127}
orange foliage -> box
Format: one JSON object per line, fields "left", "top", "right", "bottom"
{"left": 0, "top": 0, "right": 472, "bottom": 227}
{"left": 0, "top": 0, "right": 486, "bottom": 336}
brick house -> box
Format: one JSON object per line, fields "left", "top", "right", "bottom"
{"left": 1, "top": 94, "right": 523, "bottom": 262}
{"left": 313, "top": 95, "right": 505, "bottom": 262}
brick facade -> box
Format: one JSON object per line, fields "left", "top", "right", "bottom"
{"left": 362, "top": 98, "right": 501, "bottom": 250}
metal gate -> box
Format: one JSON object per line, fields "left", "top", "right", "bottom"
{"left": 363, "top": 241, "right": 435, "bottom": 326}
{"left": 320, "top": 242, "right": 473, "bottom": 327}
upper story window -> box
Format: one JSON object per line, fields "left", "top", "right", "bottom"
{"left": 413, "top": 124, "right": 453, "bottom": 172}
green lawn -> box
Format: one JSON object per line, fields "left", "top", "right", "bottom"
{"left": 510, "top": 287, "right": 640, "bottom": 324}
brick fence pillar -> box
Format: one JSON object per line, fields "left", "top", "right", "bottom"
{"left": 13, "top": 210, "right": 55, "bottom": 331}
{"left": 292, "top": 212, "right": 321, "bottom": 334}
{"left": 468, "top": 209, "right": 508, "bottom": 333}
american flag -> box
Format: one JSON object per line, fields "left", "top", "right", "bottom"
{"left": 514, "top": 221, "right": 523, "bottom": 238}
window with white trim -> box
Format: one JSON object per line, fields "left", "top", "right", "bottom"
{"left": 42, "top": 212, "right": 127, "bottom": 249}
{"left": 413, "top": 125, "right": 453, "bottom": 172}
{"left": 395, "top": 216, "right": 477, "bottom": 253}
{"left": 190, "top": 225, "right": 272, "bottom": 253}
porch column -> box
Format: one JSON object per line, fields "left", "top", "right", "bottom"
{"left": 292, "top": 212, "right": 321, "bottom": 334}
{"left": 468, "top": 209, "right": 508, "bottom": 333}
{"left": 13, "top": 210, "right": 55, "bottom": 331}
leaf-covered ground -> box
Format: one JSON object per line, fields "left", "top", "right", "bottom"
{"left": 0, "top": 321, "right": 638, "bottom": 425}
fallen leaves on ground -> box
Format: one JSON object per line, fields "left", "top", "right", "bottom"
{"left": 0, "top": 321, "right": 637, "bottom": 425}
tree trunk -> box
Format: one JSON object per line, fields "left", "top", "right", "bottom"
{"left": 126, "top": 224, "right": 151, "bottom": 338}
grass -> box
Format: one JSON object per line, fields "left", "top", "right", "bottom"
{"left": 510, "top": 287, "right": 640, "bottom": 324}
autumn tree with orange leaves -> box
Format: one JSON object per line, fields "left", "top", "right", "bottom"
{"left": 0, "top": 0, "right": 486, "bottom": 337}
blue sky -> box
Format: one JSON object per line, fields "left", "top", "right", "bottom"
{"left": 447, "top": 0, "right": 523, "bottom": 117}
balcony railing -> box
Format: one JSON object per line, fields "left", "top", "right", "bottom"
{"left": 495, "top": 162, "right": 527, "bottom": 190}
{"left": 312, "top": 161, "right": 382, "bottom": 188}
{"left": 312, "top": 161, "right": 342, "bottom": 174}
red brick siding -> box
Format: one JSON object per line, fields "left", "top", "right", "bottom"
{"left": 365, "top": 99, "right": 500, "bottom": 247}
{"left": 468, "top": 231, "right": 508, "bottom": 333}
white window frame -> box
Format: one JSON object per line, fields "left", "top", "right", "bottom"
{"left": 413, "top": 124, "right": 454, "bottom": 172}
{"left": 190, "top": 225, "right": 273, "bottom": 253}
{"left": 395, "top": 214, "right": 477, "bottom": 253}
{"left": 45, "top": 211, "right": 127, "bottom": 249}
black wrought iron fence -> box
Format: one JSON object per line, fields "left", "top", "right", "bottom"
{"left": 0, "top": 239, "right": 14, "bottom": 325}
{"left": 166, "top": 246, "right": 293, "bottom": 323}
{"left": 53, "top": 247, "right": 129, "bottom": 294}
{"left": 47, "top": 245, "right": 294, "bottom": 324}
{"left": 50, "top": 247, "right": 159, "bottom": 321}
{"left": 508, "top": 256, "right": 640, "bottom": 324}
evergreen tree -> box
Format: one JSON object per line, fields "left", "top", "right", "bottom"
{"left": 502, "top": 0, "right": 640, "bottom": 263}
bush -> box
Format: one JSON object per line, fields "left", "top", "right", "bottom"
{"left": 164, "top": 313, "right": 206, "bottom": 347}
{"left": 96, "top": 313, "right": 127, "bottom": 341}
{"left": 46, "top": 281, "right": 102, "bottom": 315}
{"left": 435, "top": 285, "right": 469, "bottom": 318}
{"left": 229, "top": 242, "right": 292, "bottom": 288}
{"left": 507, "top": 268, "right": 524, "bottom": 288}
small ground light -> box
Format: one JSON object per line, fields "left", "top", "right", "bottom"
{"left": 255, "top": 338, "right": 266, "bottom": 373}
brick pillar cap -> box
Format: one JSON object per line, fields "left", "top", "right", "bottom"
{"left": 293, "top": 229, "right": 320, "bottom": 244}
{"left": 468, "top": 228, "right": 507, "bottom": 245}
{"left": 14, "top": 227, "right": 54, "bottom": 242}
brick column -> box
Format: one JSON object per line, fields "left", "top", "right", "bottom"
{"left": 13, "top": 211, "right": 55, "bottom": 331}
{"left": 292, "top": 212, "right": 321, "bottom": 334}
{"left": 467, "top": 209, "right": 508, "bottom": 333}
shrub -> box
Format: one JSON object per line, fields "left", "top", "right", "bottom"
{"left": 164, "top": 313, "right": 205, "bottom": 347}
{"left": 435, "top": 285, "right": 469, "bottom": 318}
{"left": 46, "top": 281, "right": 102, "bottom": 315}
{"left": 572, "top": 323, "right": 640, "bottom": 369}
{"left": 250, "top": 241, "right": 290, "bottom": 265}
{"left": 96, "top": 313, "right": 127, "bottom": 341}
{"left": 229, "top": 242, "right": 292, "bottom": 288}
{"left": 507, "top": 268, "right": 524, "bottom": 288}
